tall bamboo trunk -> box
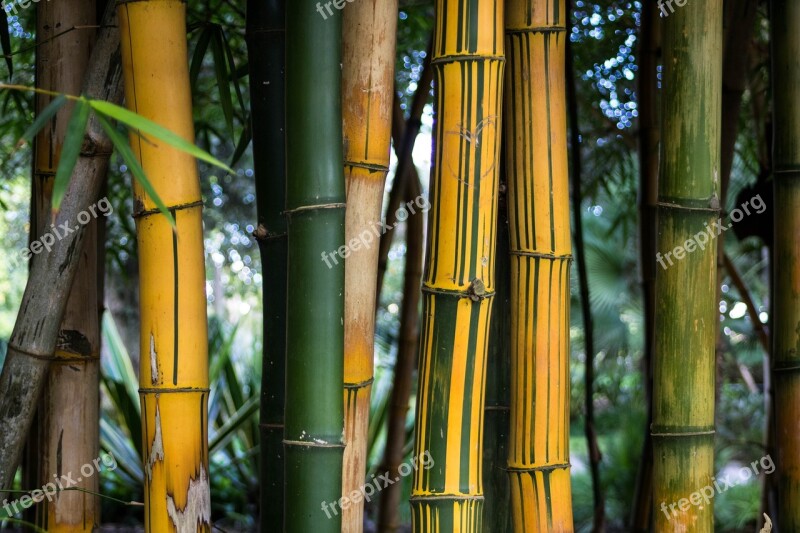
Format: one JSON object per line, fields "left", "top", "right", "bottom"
{"left": 340, "top": 3, "right": 398, "bottom": 531}
{"left": 631, "top": 1, "right": 660, "bottom": 528}
{"left": 246, "top": 0, "right": 286, "bottom": 529}
{"left": 482, "top": 171, "right": 511, "bottom": 533}
{"left": 0, "top": 4, "right": 122, "bottom": 497}
{"left": 565, "top": 19, "right": 603, "bottom": 532}
{"left": 284, "top": 2, "right": 345, "bottom": 531}
{"left": 31, "top": 0, "right": 100, "bottom": 530}
{"left": 652, "top": 1, "right": 722, "bottom": 531}
{"left": 503, "top": 0, "right": 573, "bottom": 530}
{"left": 771, "top": 0, "right": 800, "bottom": 528}
{"left": 410, "top": 0, "right": 504, "bottom": 530}
{"left": 117, "top": 1, "right": 211, "bottom": 530}
{"left": 377, "top": 97, "right": 426, "bottom": 533}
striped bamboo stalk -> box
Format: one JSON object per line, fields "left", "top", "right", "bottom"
{"left": 32, "top": 0, "right": 100, "bottom": 530}
{"left": 503, "top": 0, "right": 573, "bottom": 530}
{"left": 340, "top": 2, "right": 398, "bottom": 531}
{"left": 246, "top": 0, "right": 287, "bottom": 529}
{"left": 771, "top": 0, "right": 800, "bottom": 528}
{"left": 117, "top": 1, "right": 211, "bottom": 530}
{"left": 652, "top": 0, "right": 722, "bottom": 530}
{"left": 410, "top": 0, "right": 504, "bottom": 530}
{"left": 284, "top": 1, "right": 345, "bottom": 531}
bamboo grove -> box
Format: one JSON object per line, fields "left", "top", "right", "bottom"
{"left": 0, "top": 0, "right": 798, "bottom": 532}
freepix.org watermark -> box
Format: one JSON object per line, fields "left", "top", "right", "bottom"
{"left": 660, "top": 453, "right": 775, "bottom": 520}
{"left": 11, "top": 196, "right": 114, "bottom": 269}
{"left": 320, "top": 193, "right": 430, "bottom": 269}
{"left": 2, "top": 452, "right": 118, "bottom": 516}
{"left": 315, "top": 0, "right": 358, "bottom": 20}
{"left": 656, "top": 194, "right": 765, "bottom": 271}
{"left": 320, "top": 450, "right": 434, "bottom": 519}
{"left": 1, "top": 0, "right": 48, "bottom": 15}
{"left": 657, "top": 0, "right": 688, "bottom": 18}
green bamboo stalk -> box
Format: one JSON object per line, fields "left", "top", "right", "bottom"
{"left": 652, "top": 1, "right": 722, "bottom": 530}
{"left": 482, "top": 173, "right": 511, "bottom": 533}
{"left": 284, "top": 2, "right": 345, "bottom": 531}
{"left": 246, "top": 0, "right": 286, "bottom": 529}
{"left": 771, "top": 0, "right": 800, "bottom": 528}
{"left": 410, "top": 0, "right": 505, "bottom": 530}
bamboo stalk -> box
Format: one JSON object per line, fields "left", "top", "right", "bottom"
{"left": 340, "top": 3, "right": 398, "bottom": 531}
{"left": 770, "top": 0, "right": 800, "bottom": 528}
{"left": 566, "top": 24, "right": 603, "bottom": 533}
{"left": 375, "top": 43, "right": 433, "bottom": 302}
{"left": 503, "top": 0, "right": 573, "bottom": 530}
{"left": 117, "top": 1, "right": 211, "bottom": 530}
{"left": 652, "top": 0, "right": 722, "bottom": 530}
{"left": 284, "top": 2, "right": 345, "bottom": 531}
{"left": 630, "top": 1, "right": 660, "bottom": 528}
{"left": 410, "top": 1, "right": 504, "bottom": 530}
{"left": 377, "top": 96, "right": 426, "bottom": 533}
{"left": 31, "top": 0, "right": 100, "bottom": 530}
{"left": 0, "top": 3, "right": 122, "bottom": 497}
{"left": 482, "top": 173, "right": 511, "bottom": 533}
{"left": 246, "top": 0, "right": 286, "bottom": 529}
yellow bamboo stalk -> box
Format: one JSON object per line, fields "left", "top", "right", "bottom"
{"left": 340, "top": 2, "right": 397, "bottom": 531}
{"left": 504, "top": 0, "right": 574, "bottom": 530}
{"left": 410, "top": 0, "right": 504, "bottom": 530}
{"left": 117, "top": 1, "right": 210, "bottom": 530}
{"left": 31, "top": 1, "right": 100, "bottom": 530}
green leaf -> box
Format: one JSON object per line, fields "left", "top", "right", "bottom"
{"left": 88, "top": 99, "right": 234, "bottom": 174}
{"left": 96, "top": 114, "right": 176, "bottom": 226}
{"left": 230, "top": 116, "right": 251, "bottom": 167}
{"left": 211, "top": 27, "right": 234, "bottom": 137}
{"left": 189, "top": 23, "right": 213, "bottom": 87}
{"left": 1, "top": 9, "right": 12, "bottom": 77}
{"left": 52, "top": 99, "right": 90, "bottom": 212}
{"left": 19, "top": 94, "right": 67, "bottom": 146}
{"left": 220, "top": 27, "right": 246, "bottom": 120}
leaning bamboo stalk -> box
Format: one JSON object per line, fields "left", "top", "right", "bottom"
{"left": 503, "top": 0, "right": 573, "bottom": 530}
{"left": 376, "top": 97, "right": 426, "bottom": 533}
{"left": 340, "top": 3, "right": 398, "bottom": 531}
{"left": 410, "top": 0, "right": 504, "bottom": 530}
{"left": 652, "top": 1, "right": 722, "bottom": 530}
{"left": 771, "top": 0, "right": 800, "bottom": 529}
{"left": 284, "top": 2, "right": 345, "bottom": 531}
{"left": 246, "top": 0, "right": 287, "bottom": 528}
{"left": 117, "top": 1, "right": 211, "bottom": 530}
{"left": 31, "top": 0, "right": 100, "bottom": 530}
{"left": 0, "top": 4, "right": 122, "bottom": 497}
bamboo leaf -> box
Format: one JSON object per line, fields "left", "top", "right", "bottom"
{"left": 211, "top": 27, "right": 235, "bottom": 137}
{"left": 96, "top": 114, "right": 176, "bottom": 226}
{"left": 18, "top": 94, "right": 67, "bottom": 147}
{"left": 220, "top": 27, "right": 246, "bottom": 119}
{"left": 230, "top": 116, "right": 251, "bottom": 167}
{"left": 189, "top": 23, "right": 213, "bottom": 87}
{"left": 209, "top": 395, "right": 259, "bottom": 454}
{"left": 1, "top": 9, "right": 11, "bottom": 77}
{"left": 51, "top": 99, "right": 90, "bottom": 212}
{"left": 88, "top": 98, "right": 234, "bottom": 174}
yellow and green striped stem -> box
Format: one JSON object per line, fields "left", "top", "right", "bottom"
{"left": 652, "top": 1, "right": 722, "bottom": 531}
{"left": 118, "top": 1, "right": 211, "bottom": 530}
{"left": 411, "top": 0, "right": 504, "bottom": 531}
{"left": 503, "top": 0, "right": 573, "bottom": 530}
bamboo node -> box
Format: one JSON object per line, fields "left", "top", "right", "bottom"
{"left": 467, "top": 278, "right": 487, "bottom": 301}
